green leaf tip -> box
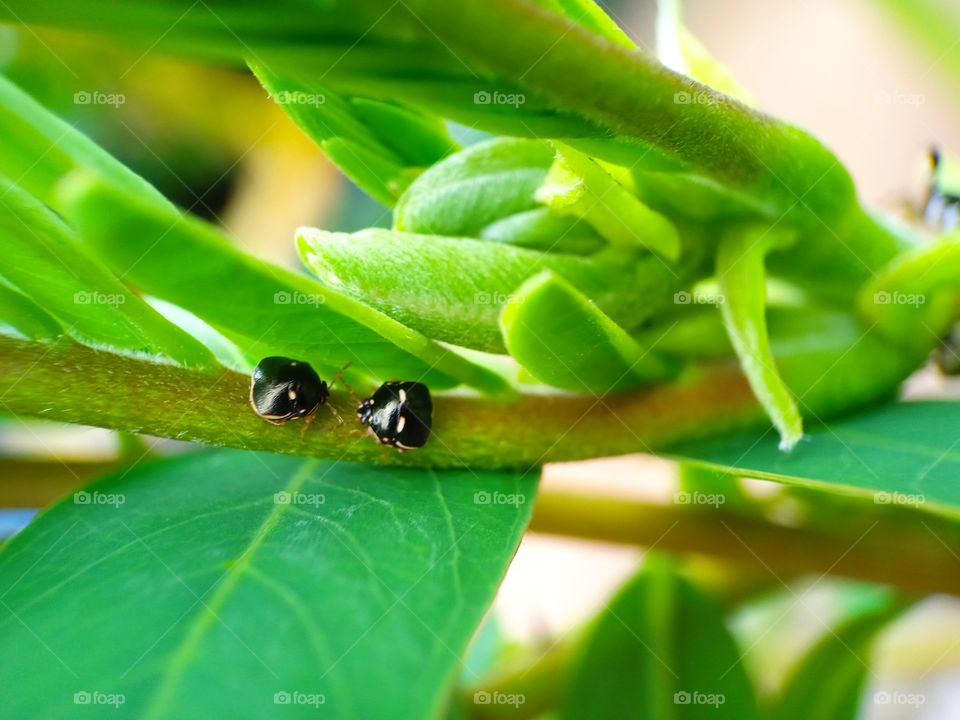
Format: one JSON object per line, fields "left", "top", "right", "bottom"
{"left": 716, "top": 225, "right": 804, "bottom": 451}
{"left": 536, "top": 142, "right": 682, "bottom": 261}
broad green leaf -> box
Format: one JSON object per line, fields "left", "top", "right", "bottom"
{"left": 536, "top": 142, "right": 681, "bottom": 261}
{"left": 716, "top": 226, "right": 803, "bottom": 450}
{"left": 0, "top": 175, "right": 215, "bottom": 368}
{"left": 0, "top": 450, "right": 537, "bottom": 719}
{"left": 297, "top": 227, "right": 682, "bottom": 353}
{"left": 0, "top": 282, "right": 63, "bottom": 341}
{"left": 394, "top": 138, "right": 554, "bottom": 237}
{"left": 249, "top": 62, "right": 457, "bottom": 206}
{"left": 479, "top": 208, "right": 604, "bottom": 255}
{"left": 500, "top": 270, "right": 677, "bottom": 393}
{"left": 561, "top": 556, "right": 759, "bottom": 720}
{"left": 667, "top": 401, "right": 960, "bottom": 517}
{"left": 59, "top": 175, "right": 513, "bottom": 395}
{"left": 764, "top": 595, "right": 908, "bottom": 720}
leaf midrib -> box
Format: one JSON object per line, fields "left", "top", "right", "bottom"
{"left": 142, "top": 458, "right": 318, "bottom": 719}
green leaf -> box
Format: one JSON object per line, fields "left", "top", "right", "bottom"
{"left": 535, "top": 0, "right": 635, "bottom": 49}
{"left": 249, "top": 62, "right": 457, "bottom": 206}
{"left": 0, "top": 450, "right": 536, "bottom": 719}
{"left": 536, "top": 142, "right": 681, "bottom": 261}
{"left": 561, "top": 557, "right": 759, "bottom": 720}
{"left": 0, "top": 282, "right": 63, "bottom": 341}
{"left": 297, "top": 227, "right": 681, "bottom": 353}
{"left": 500, "top": 270, "right": 677, "bottom": 393}
{"left": 716, "top": 226, "right": 803, "bottom": 450}
{"left": 59, "top": 175, "right": 513, "bottom": 395}
{"left": 0, "top": 175, "right": 215, "bottom": 368}
{"left": 764, "top": 595, "right": 908, "bottom": 720}
{"left": 0, "top": 72, "right": 167, "bottom": 210}
{"left": 395, "top": 138, "right": 554, "bottom": 237}
{"left": 479, "top": 208, "right": 604, "bottom": 255}
{"left": 656, "top": 0, "right": 753, "bottom": 103}
{"left": 666, "top": 401, "right": 960, "bottom": 517}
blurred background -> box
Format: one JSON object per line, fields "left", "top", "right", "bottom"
{"left": 1, "top": 0, "right": 959, "bottom": 716}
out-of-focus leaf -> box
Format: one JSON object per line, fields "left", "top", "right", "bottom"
{"left": 60, "top": 175, "right": 513, "bottom": 394}
{"left": 0, "top": 175, "right": 215, "bottom": 368}
{"left": 536, "top": 142, "right": 681, "bottom": 260}
{"left": 0, "top": 282, "right": 63, "bottom": 341}
{"left": 656, "top": 0, "right": 753, "bottom": 103}
{"left": 250, "top": 62, "right": 457, "bottom": 205}
{"left": 764, "top": 595, "right": 908, "bottom": 720}
{"left": 0, "top": 450, "right": 537, "bottom": 719}
{"left": 394, "top": 138, "right": 554, "bottom": 236}
{"left": 561, "top": 556, "right": 760, "bottom": 720}
{"left": 500, "top": 270, "right": 677, "bottom": 393}
{"left": 536, "top": 0, "right": 635, "bottom": 48}
{"left": 716, "top": 226, "right": 803, "bottom": 450}
{"left": 667, "top": 401, "right": 960, "bottom": 517}
{"left": 0, "top": 73, "right": 167, "bottom": 209}
{"left": 298, "top": 227, "right": 681, "bottom": 353}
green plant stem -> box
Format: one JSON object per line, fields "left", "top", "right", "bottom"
{"left": 0, "top": 336, "right": 765, "bottom": 469}
{"left": 529, "top": 490, "right": 960, "bottom": 596}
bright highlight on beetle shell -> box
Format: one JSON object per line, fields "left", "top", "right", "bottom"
{"left": 358, "top": 381, "right": 433, "bottom": 450}
{"left": 250, "top": 356, "right": 329, "bottom": 424}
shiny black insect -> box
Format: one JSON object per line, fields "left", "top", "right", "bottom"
{"left": 357, "top": 381, "right": 433, "bottom": 450}
{"left": 250, "top": 356, "right": 329, "bottom": 424}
